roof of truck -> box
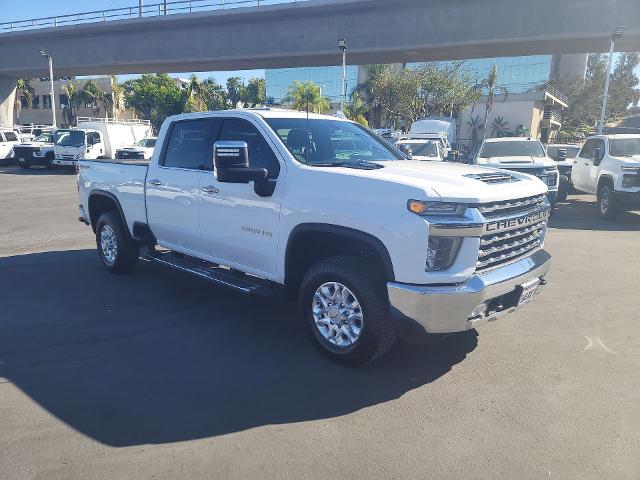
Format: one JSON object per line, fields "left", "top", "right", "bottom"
{"left": 483, "top": 137, "right": 538, "bottom": 143}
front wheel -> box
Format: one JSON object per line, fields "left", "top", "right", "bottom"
{"left": 19, "top": 162, "right": 31, "bottom": 169}
{"left": 598, "top": 185, "right": 620, "bottom": 219}
{"left": 299, "top": 256, "right": 397, "bottom": 366}
{"left": 95, "top": 211, "right": 140, "bottom": 274}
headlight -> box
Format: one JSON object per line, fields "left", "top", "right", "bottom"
{"left": 408, "top": 200, "right": 466, "bottom": 216}
{"left": 622, "top": 174, "right": 640, "bottom": 188}
{"left": 426, "top": 236, "right": 462, "bottom": 271}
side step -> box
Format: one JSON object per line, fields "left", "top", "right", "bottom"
{"left": 144, "top": 250, "right": 276, "bottom": 298}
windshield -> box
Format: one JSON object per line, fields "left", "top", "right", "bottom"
{"left": 610, "top": 138, "right": 640, "bottom": 157}
{"left": 546, "top": 145, "right": 580, "bottom": 160}
{"left": 397, "top": 141, "right": 439, "bottom": 157}
{"left": 137, "top": 138, "right": 157, "bottom": 148}
{"left": 479, "top": 140, "right": 546, "bottom": 158}
{"left": 55, "top": 130, "right": 85, "bottom": 147}
{"left": 33, "top": 132, "right": 52, "bottom": 143}
{"left": 265, "top": 118, "right": 402, "bottom": 165}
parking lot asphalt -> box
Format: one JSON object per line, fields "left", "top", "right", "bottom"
{"left": 1, "top": 165, "right": 639, "bottom": 480}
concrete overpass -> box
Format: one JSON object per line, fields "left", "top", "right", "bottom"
{"left": 2, "top": 0, "right": 640, "bottom": 125}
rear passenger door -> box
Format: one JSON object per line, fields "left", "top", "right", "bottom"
{"left": 146, "top": 118, "right": 217, "bottom": 255}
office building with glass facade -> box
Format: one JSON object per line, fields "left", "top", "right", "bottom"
{"left": 265, "top": 65, "right": 359, "bottom": 105}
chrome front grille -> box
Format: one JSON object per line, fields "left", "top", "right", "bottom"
{"left": 477, "top": 194, "right": 546, "bottom": 219}
{"left": 476, "top": 194, "right": 549, "bottom": 272}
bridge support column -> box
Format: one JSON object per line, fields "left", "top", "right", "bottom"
{"left": 0, "top": 76, "right": 16, "bottom": 127}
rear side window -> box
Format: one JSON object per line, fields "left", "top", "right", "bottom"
{"left": 3, "top": 131, "right": 18, "bottom": 142}
{"left": 218, "top": 118, "right": 280, "bottom": 178}
{"left": 162, "top": 119, "right": 215, "bottom": 170}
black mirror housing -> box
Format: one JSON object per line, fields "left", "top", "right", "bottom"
{"left": 214, "top": 140, "right": 268, "bottom": 184}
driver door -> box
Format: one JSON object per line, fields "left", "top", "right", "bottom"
{"left": 573, "top": 139, "right": 597, "bottom": 193}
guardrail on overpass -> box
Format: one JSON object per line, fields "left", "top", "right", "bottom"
{"left": 0, "top": 0, "right": 304, "bottom": 32}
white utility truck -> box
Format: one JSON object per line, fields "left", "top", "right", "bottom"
{"left": 53, "top": 118, "right": 152, "bottom": 168}
{"left": 13, "top": 129, "right": 57, "bottom": 169}
{"left": 395, "top": 138, "right": 444, "bottom": 161}
{"left": 571, "top": 134, "right": 640, "bottom": 218}
{"left": 77, "top": 109, "right": 552, "bottom": 366}
{"left": 0, "top": 128, "right": 21, "bottom": 161}
{"left": 474, "top": 137, "right": 560, "bottom": 207}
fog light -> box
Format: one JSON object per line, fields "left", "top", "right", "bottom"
{"left": 426, "top": 236, "right": 462, "bottom": 271}
{"left": 622, "top": 174, "right": 640, "bottom": 188}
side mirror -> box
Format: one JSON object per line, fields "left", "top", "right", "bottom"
{"left": 593, "top": 147, "right": 603, "bottom": 166}
{"left": 214, "top": 141, "right": 267, "bottom": 184}
{"left": 398, "top": 144, "right": 413, "bottom": 159}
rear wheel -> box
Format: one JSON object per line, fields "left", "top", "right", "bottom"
{"left": 19, "top": 162, "right": 31, "bottom": 169}
{"left": 44, "top": 153, "right": 55, "bottom": 169}
{"left": 95, "top": 211, "right": 139, "bottom": 274}
{"left": 598, "top": 185, "right": 620, "bottom": 219}
{"left": 557, "top": 175, "right": 569, "bottom": 202}
{"left": 299, "top": 256, "right": 397, "bottom": 366}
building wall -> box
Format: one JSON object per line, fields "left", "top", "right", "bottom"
{"left": 16, "top": 77, "right": 136, "bottom": 127}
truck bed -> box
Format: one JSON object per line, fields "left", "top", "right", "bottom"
{"left": 78, "top": 159, "right": 149, "bottom": 234}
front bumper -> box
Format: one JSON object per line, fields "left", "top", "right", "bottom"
{"left": 388, "top": 249, "right": 551, "bottom": 334}
{"left": 52, "top": 158, "right": 77, "bottom": 167}
{"left": 614, "top": 190, "right": 640, "bottom": 208}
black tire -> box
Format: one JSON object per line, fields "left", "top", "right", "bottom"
{"left": 556, "top": 175, "right": 569, "bottom": 202}
{"left": 44, "top": 153, "right": 55, "bottom": 169}
{"left": 598, "top": 184, "right": 620, "bottom": 219}
{"left": 19, "top": 163, "right": 31, "bottom": 169}
{"left": 95, "top": 211, "right": 139, "bottom": 274}
{"left": 299, "top": 256, "right": 397, "bottom": 366}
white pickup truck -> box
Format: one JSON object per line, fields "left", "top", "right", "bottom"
{"left": 571, "top": 134, "right": 640, "bottom": 218}
{"left": 77, "top": 109, "right": 552, "bottom": 365}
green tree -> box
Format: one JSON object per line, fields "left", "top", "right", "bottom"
{"left": 286, "top": 80, "right": 330, "bottom": 113}
{"left": 476, "top": 64, "right": 509, "bottom": 139}
{"left": 608, "top": 52, "right": 640, "bottom": 119}
{"left": 202, "top": 78, "right": 229, "bottom": 111}
{"left": 344, "top": 91, "right": 369, "bottom": 126}
{"left": 355, "top": 64, "right": 398, "bottom": 128}
{"left": 466, "top": 114, "right": 482, "bottom": 153}
{"left": 244, "top": 78, "right": 266, "bottom": 107}
{"left": 14, "top": 79, "right": 34, "bottom": 125}
{"left": 122, "top": 74, "right": 184, "bottom": 130}
{"left": 61, "top": 81, "right": 84, "bottom": 125}
{"left": 226, "top": 77, "right": 247, "bottom": 109}
{"left": 80, "top": 80, "right": 106, "bottom": 115}
{"left": 183, "top": 74, "right": 209, "bottom": 113}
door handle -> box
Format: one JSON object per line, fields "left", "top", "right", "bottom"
{"left": 201, "top": 186, "right": 219, "bottom": 194}
{"left": 148, "top": 179, "right": 162, "bottom": 186}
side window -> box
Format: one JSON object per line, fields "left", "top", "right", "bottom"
{"left": 4, "top": 131, "right": 18, "bottom": 142}
{"left": 218, "top": 118, "right": 280, "bottom": 179}
{"left": 162, "top": 119, "right": 215, "bottom": 170}
{"left": 88, "top": 132, "right": 100, "bottom": 144}
{"left": 579, "top": 139, "right": 596, "bottom": 159}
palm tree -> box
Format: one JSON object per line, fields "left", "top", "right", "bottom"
{"left": 344, "top": 91, "right": 369, "bottom": 126}
{"left": 14, "top": 79, "right": 34, "bottom": 125}
{"left": 286, "top": 81, "right": 330, "bottom": 114}
{"left": 476, "top": 65, "right": 508, "bottom": 138}
{"left": 61, "top": 81, "right": 83, "bottom": 126}
{"left": 490, "top": 116, "right": 511, "bottom": 137}
{"left": 80, "top": 80, "right": 105, "bottom": 115}
{"left": 183, "top": 74, "right": 210, "bottom": 112}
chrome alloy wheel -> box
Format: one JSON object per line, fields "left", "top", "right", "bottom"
{"left": 100, "top": 224, "right": 118, "bottom": 264}
{"left": 312, "top": 282, "right": 364, "bottom": 348}
{"left": 600, "top": 190, "right": 610, "bottom": 215}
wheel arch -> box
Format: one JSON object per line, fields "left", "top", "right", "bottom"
{"left": 87, "top": 190, "right": 131, "bottom": 237}
{"left": 284, "top": 223, "right": 395, "bottom": 298}
{"left": 597, "top": 174, "right": 615, "bottom": 193}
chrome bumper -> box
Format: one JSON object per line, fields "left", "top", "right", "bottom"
{"left": 387, "top": 249, "right": 551, "bottom": 334}
{"left": 52, "top": 159, "right": 77, "bottom": 166}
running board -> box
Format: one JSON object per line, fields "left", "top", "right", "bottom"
{"left": 144, "top": 250, "right": 276, "bottom": 298}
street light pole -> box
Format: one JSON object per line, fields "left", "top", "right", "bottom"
{"left": 39, "top": 49, "right": 57, "bottom": 128}
{"left": 598, "top": 26, "right": 625, "bottom": 134}
{"left": 338, "top": 39, "right": 347, "bottom": 112}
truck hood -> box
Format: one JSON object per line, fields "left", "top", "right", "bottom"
{"left": 321, "top": 160, "right": 548, "bottom": 203}
{"left": 479, "top": 156, "right": 556, "bottom": 167}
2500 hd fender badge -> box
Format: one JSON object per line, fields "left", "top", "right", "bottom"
{"left": 485, "top": 209, "right": 549, "bottom": 233}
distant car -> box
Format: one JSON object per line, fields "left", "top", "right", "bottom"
{"left": 395, "top": 138, "right": 443, "bottom": 161}
{"left": 546, "top": 143, "right": 582, "bottom": 202}
{"left": 0, "top": 129, "right": 21, "bottom": 163}
{"left": 13, "top": 130, "right": 57, "bottom": 169}
{"left": 115, "top": 137, "right": 157, "bottom": 161}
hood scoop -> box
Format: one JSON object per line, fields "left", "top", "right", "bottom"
{"left": 464, "top": 172, "right": 519, "bottom": 184}
{"left": 340, "top": 161, "right": 384, "bottom": 170}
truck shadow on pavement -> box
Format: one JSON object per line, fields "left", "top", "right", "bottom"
{"left": 0, "top": 249, "right": 477, "bottom": 447}
{"left": 0, "top": 165, "right": 73, "bottom": 176}
{"left": 550, "top": 195, "right": 640, "bottom": 232}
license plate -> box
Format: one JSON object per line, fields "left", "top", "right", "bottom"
{"left": 518, "top": 277, "right": 541, "bottom": 307}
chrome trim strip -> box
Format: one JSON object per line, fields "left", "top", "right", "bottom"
{"left": 479, "top": 233, "right": 542, "bottom": 257}
{"left": 477, "top": 243, "right": 542, "bottom": 269}
{"left": 477, "top": 195, "right": 546, "bottom": 214}
{"left": 480, "top": 221, "right": 545, "bottom": 246}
